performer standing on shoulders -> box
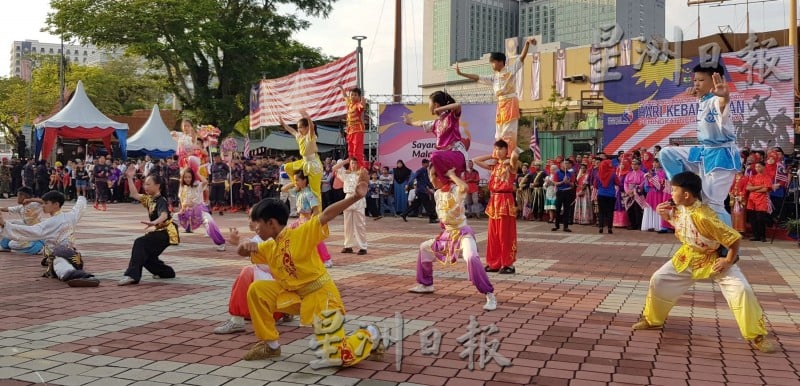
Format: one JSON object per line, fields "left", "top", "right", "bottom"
{"left": 280, "top": 110, "right": 323, "bottom": 208}
{"left": 402, "top": 91, "right": 468, "bottom": 186}
{"left": 455, "top": 37, "right": 537, "bottom": 151}
{"left": 339, "top": 85, "right": 366, "bottom": 166}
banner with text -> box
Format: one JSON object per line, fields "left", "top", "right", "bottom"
{"left": 378, "top": 103, "right": 497, "bottom": 179}
{"left": 603, "top": 46, "right": 794, "bottom": 153}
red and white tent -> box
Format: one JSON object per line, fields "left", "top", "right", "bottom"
{"left": 35, "top": 80, "right": 128, "bottom": 159}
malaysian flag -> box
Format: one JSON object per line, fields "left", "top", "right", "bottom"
{"left": 250, "top": 51, "right": 358, "bottom": 129}
{"left": 243, "top": 136, "right": 251, "bottom": 159}
{"left": 775, "top": 163, "right": 790, "bottom": 186}
{"left": 530, "top": 119, "right": 541, "bottom": 161}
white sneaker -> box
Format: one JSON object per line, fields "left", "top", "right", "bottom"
{"left": 323, "top": 260, "right": 333, "bottom": 268}
{"left": 117, "top": 276, "right": 138, "bottom": 286}
{"left": 213, "top": 319, "right": 245, "bottom": 334}
{"left": 215, "top": 244, "right": 226, "bottom": 251}
{"left": 483, "top": 293, "right": 497, "bottom": 311}
{"left": 409, "top": 284, "right": 435, "bottom": 293}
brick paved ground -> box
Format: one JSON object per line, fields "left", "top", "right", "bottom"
{"left": 0, "top": 199, "right": 798, "bottom": 386}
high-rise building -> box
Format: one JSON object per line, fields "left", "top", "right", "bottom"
{"left": 422, "top": 0, "right": 666, "bottom": 91}
{"left": 426, "top": 0, "right": 519, "bottom": 72}
{"left": 519, "top": 0, "right": 666, "bottom": 46}
{"left": 9, "top": 40, "right": 125, "bottom": 81}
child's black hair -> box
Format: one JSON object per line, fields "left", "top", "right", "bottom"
{"left": 17, "top": 186, "right": 33, "bottom": 197}
{"left": 671, "top": 171, "right": 702, "bottom": 199}
{"left": 351, "top": 87, "right": 362, "bottom": 97}
{"left": 293, "top": 170, "right": 308, "bottom": 183}
{"left": 181, "top": 168, "right": 197, "bottom": 186}
{"left": 429, "top": 90, "right": 456, "bottom": 107}
{"left": 250, "top": 198, "right": 289, "bottom": 226}
{"left": 494, "top": 139, "right": 508, "bottom": 149}
{"left": 693, "top": 63, "right": 725, "bottom": 76}
{"left": 41, "top": 190, "right": 65, "bottom": 207}
{"left": 489, "top": 52, "right": 506, "bottom": 63}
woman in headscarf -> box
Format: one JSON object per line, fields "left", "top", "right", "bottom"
{"left": 594, "top": 159, "right": 618, "bottom": 234}
{"left": 393, "top": 160, "right": 412, "bottom": 214}
{"left": 613, "top": 158, "right": 631, "bottom": 228}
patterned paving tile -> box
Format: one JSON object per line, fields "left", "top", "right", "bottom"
{"left": 0, "top": 199, "right": 798, "bottom": 385}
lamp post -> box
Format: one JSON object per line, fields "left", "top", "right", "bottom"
{"left": 352, "top": 36, "right": 367, "bottom": 93}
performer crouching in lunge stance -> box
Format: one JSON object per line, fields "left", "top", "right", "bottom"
{"left": 238, "top": 169, "right": 381, "bottom": 364}
{"left": 633, "top": 172, "right": 777, "bottom": 353}
{"left": 175, "top": 168, "right": 226, "bottom": 251}
{"left": 409, "top": 167, "right": 497, "bottom": 311}
{"left": 118, "top": 167, "right": 179, "bottom": 286}
{"left": 0, "top": 191, "right": 98, "bottom": 287}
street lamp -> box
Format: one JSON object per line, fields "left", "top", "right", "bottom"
{"left": 352, "top": 36, "right": 367, "bottom": 92}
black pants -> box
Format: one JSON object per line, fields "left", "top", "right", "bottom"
{"left": 627, "top": 202, "right": 643, "bottom": 230}
{"left": 750, "top": 210, "right": 769, "bottom": 240}
{"left": 597, "top": 195, "right": 616, "bottom": 230}
{"left": 554, "top": 189, "right": 575, "bottom": 229}
{"left": 124, "top": 230, "right": 175, "bottom": 281}
{"left": 210, "top": 182, "right": 226, "bottom": 207}
{"left": 405, "top": 192, "right": 436, "bottom": 221}
{"left": 95, "top": 179, "right": 109, "bottom": 203}
{"left": 231, "top": 182, "right": 242, "bottom": 207}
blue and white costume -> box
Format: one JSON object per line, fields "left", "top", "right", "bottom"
{"left": 659, "top": 93, "right": 741, "bottom": 226}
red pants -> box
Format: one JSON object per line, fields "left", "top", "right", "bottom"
{"left": 347, "top": 131, "right": 365, "bottom": 166}
{"left": 486, "top": 215, "right": 517, "bottom": 269}
{"left": 228, "top": 266, "right": 282, "bottom": 320}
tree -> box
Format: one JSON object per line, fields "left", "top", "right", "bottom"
{"left": 46, "top": 0, "right": 336, "bottom": 137}
{"left": 540, "top": 85, "right": 571, "bottom": 131}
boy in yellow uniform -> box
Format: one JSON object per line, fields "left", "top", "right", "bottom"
{"left": 237, "top": 168, "right": 381, "bottom": 364}
{"left": 633, "top": 172, "right": 777, "bottom": 353}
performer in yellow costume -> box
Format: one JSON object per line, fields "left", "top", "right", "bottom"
{"left": 633, "top": 172, "right": 777, "bottom": 353}
{"left": 279, "top": 110, "right": 323, "bottom": 209}
{"left": 236, "top": 168, "right": 381, "bottom": 364}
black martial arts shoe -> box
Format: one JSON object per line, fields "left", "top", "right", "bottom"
{"left": 499, "top": 266, "right": 516, "bottom": 274}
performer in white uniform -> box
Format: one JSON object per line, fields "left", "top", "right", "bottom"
{"left": 334, "top": 158, "right": 367, "bottom": 255}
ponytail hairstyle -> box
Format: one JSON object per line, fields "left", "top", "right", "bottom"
{"left": 429, "top": 90, "right": 456, "bottom": 107}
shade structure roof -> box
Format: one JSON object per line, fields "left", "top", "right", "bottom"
{"left": 127, "top": 105, "right": 177, "bottom": 153}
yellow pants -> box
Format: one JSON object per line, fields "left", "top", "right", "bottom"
{"left": 246, "top": 280, "right": 374, "bottom": 367}
{"left": 284, "top": 159, "right": 322, "bottom": 208}
{"left": 642, "top": 261, "right": 767, "bottom": 340}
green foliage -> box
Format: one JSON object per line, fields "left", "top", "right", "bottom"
{"left": 0, "top": 58, "right": 167, "bottom": 141}
{"left": 539, "top": 85, "right": 571, "bottom": 131}
{"left": 46, "top": 0, "right": 337, "bottom": 137}
{"left": 783, "top": 218, "right": 800, "bottom": 234}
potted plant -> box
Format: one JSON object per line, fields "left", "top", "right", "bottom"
{"left": 783, "top": 218, "right": 800, "bottom": 240}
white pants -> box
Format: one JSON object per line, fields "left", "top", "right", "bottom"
{"left": 658, "top": 146, "right": 736, "bottom": 226}
{"left": 280, "top": 190, "right": 297, "bottom": 215}
{"left": 53, "top": 256, "right": 75, "bottom": 280}
{"left": 343, "top": 208, "right": 367, "bottom": 250}
{"left": 644, "top": 260, "right": 767, "bottom": 340}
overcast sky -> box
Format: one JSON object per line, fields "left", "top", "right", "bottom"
{"left": 0, "top": 0, "right": 793, "bottom": 97}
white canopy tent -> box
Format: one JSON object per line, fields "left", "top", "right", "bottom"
{"left": 127, "top": 104, "right": 178, "bottom": 158}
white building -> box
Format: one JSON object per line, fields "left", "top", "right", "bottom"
{"left": 9, "top": 39, "right": 125, "bottom": 81}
